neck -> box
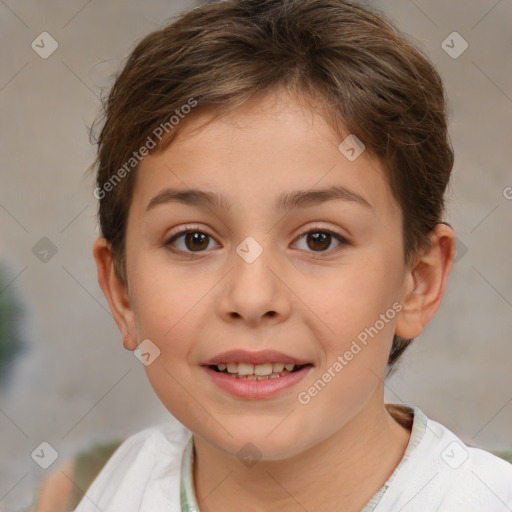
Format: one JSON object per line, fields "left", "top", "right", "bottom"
{"left": 193, "top": 391, "right": 411, "bottom": 512}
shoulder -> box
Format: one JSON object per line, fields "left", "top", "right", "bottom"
{"left": 419, "top": 414, "right": 512, "bottom": 510}
{"left": 91, "top": 420, "right": 191, "bottom": 479}
{"left": 111, "top": 420, "right": 191, "bottom": 460}
{"left": 427, "top": 415, "right": 512, "bottom": 478}
{"left": 73, "top": 420, "right": 192, "bottom": 512}
{"left": 376, "top": 406, "right": 512, "bottom": 512}
{"left": 439, "top": 436, "right": 512, "bottom": 509}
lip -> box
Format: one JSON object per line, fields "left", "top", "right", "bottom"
{"left": 202, "top": 349, "right": 312, "bottom": 366}
{"left": 202, "top": 364, "right": 313, "bottom": 400}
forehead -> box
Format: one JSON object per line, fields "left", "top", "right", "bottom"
{"left": 132, "top": 91, "right": 399, "bottom": 221}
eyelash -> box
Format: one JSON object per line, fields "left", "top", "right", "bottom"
{"left": 164, "top": 223, "right": 349, "bottom": 256}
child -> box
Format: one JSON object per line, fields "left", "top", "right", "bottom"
{"left": 79, "top": 0, "right": 512, "bottom": 510}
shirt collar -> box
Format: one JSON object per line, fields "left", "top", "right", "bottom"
{"left": 180, "top": 403, "right": 427, "bottom": 512}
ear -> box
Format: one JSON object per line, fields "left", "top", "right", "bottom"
{"left": 93, "top": 237, "right": 139, "bottom": 351}
{"left": 395, "top": 223, "right": 456, "bottom": 339}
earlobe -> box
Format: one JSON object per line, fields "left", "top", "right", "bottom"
{"left": 92, "top": 237, "right": 139, "bottom": 351}
{"left": 395, "top": 224, "right": 456, "bottom": 339}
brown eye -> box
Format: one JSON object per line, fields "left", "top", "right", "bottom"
{"left": 183, "top": 232, "right": 209, "bottom": 251}
{"left": 166, "top": 230, "right": 217, "bottom": 253}
{"left": 295, "top": 229, "right": 348, "bottom": 253}
{"left": 307, "top": 232, "right": 331, "bottom": 251}
{"left": 165, "top": 227, "right": 348, "bottom": 255}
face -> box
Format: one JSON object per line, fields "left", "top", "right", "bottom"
{"left": 120, "top": 91, "right": 412, "bottom": 460}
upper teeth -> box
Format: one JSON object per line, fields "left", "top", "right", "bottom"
{"left": 217, "top": 362, "right": 296, "bottom": 375}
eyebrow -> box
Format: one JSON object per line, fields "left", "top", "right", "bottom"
{"left": 145, "top": 185, "right": 372, "bottom": 213}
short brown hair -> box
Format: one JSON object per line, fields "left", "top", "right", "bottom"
{"left": 91, "top": 0, "right": 454, "bottom": 372}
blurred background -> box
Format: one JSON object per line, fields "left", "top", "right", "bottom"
{"left": 0, "top": 0, "right": 511, "bottom": 510}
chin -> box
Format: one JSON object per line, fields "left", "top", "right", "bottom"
{"left": 198, "top": 422, "right": 313, "bottom": 463}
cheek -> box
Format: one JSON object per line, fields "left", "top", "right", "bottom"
{"left": 295, "top": 248, "right": 403, "bottom": 387}
{"left": 128, "top": 254, "right": 213, "bottom": 382}
{"left": 130, "top": 267, "right": 203, "bottom": 425}
{"left": 129, "top": 255, "right": 196, "bottom": 339}
{"left": 302, "top": 256, "right": 401, "bottom": 336}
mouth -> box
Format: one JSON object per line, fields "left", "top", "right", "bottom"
{"left": 202, "top": 362, "right": 314, "bottom": 399}
{"left": 208, "top": 362, "right": 313, "bottom": 380}
{"left": 201, "top": 349, "right": 314, "bottom": 399}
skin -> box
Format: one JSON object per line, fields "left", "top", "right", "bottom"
{"left": 35, "top": 461, "right": 74, "bottom": 512}
{"left": 94, "top": 90, "right": 455, "bottom": 512}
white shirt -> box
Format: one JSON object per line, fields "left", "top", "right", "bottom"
{"left": 73, "top": 405, "right": 512, "bottom": 511}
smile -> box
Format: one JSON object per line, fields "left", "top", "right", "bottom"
{"left": 203, "top": 363, "right": 314, "bottom": 399}
{"left": 210, "top": 362, "right": 308, "bottom": 379}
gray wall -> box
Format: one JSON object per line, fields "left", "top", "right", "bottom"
{"left": 0, "top": 1, "right": 510, "bottom": 510}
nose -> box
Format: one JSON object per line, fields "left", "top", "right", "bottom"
{"left": 216, "top": 240, "right": 291, "bottom": 327}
